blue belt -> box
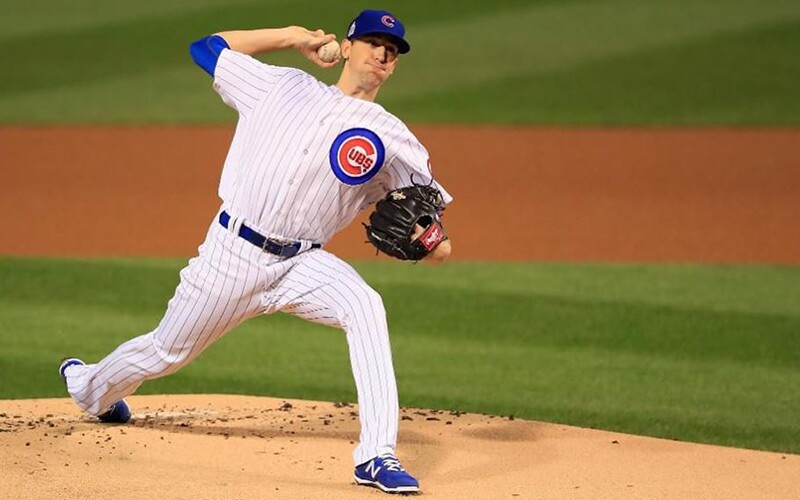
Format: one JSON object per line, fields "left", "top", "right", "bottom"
{"left": 218, "top": 211, "right": 321, "bottom": 258}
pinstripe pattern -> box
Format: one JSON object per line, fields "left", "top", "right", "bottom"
{"left": 271, "top": 250, "right": 399, "bottom": 464}
{"left": 63, "top": 46, "right": 452, "bottom": 466}
{"left": 65, "top": 223, "right": 271, "bottom": 415}
{"left": 212, "top": 49, "right": 452, "bottom": 243}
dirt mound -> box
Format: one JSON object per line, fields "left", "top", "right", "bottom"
{"left": 1, "top": 394, "right": 796, "bottom": 499}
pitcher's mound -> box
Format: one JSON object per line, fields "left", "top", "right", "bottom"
{"left": 1, "top": 394, "right": 796, "bottom": 499}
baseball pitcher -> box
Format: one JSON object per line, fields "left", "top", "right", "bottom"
{"left": 59, "top": 9, "right": 452, "bottom": 494}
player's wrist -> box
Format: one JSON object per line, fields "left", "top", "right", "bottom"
{"left": 282, "top": 26, "right": 301, "bottom": 49}
{"left": 284, "top": 26, "right": 315, "bottom": 51}
{"left": 425, "top": 239, "right": 452, "bottom": 264}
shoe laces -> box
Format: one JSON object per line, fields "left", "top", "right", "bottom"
{"left": 381, "top": 455, "right": 405, "bottom": 472}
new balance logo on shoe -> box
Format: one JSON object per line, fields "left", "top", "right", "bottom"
{"left": 365, "top": 460, "right": 382, "bottom": 479}
{"left": 354, "top": 454, "right": 420, "bottom": 494}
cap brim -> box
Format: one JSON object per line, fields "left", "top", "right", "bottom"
{"left": 389, "top": 35, "right": 410, "bottom": 54}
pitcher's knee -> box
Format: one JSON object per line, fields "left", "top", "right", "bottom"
{"left": 359, "top": 287, "right": 386, "bottom": 318}
{"left": 340, "top": 287, "right": 387, "bottom": 331}
{"left": 148, "top": 333, "right": 196, "bottom": 376}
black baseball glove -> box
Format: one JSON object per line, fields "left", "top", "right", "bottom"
{"left": 365, "top": 184, "right": 448, "bottom": 261}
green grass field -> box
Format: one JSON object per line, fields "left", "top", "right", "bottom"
{"left": 1, "top": 257, "right": 798, "bottom": 454}
{"left": 1, "top": 0, "right": 799, "bottom": 124}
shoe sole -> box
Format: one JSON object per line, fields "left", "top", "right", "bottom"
{"left": 354, "top": 475, "right": 420, "bottom": 494}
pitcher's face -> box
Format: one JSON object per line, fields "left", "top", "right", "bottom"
{"left": 342, "top": 35, "right": 400, "bottom": 88}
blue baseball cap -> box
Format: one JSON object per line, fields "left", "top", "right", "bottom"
{"left": 346, "top": 10, "right": 410, "bottom": 54}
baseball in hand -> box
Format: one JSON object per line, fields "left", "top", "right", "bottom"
{"left": 317, "top": 40, "right": 341, "bottom": 63}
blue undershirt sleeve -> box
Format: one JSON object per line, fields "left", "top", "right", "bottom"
{"left": 189, "top": 35, "right": 231, "bottom": 77}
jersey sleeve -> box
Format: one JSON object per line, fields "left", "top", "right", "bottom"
{"left": 212, "top": 49, "right": 292, "bottom": 115}
{"left": 385, "top": 132, "right": 453, "bottom": 206}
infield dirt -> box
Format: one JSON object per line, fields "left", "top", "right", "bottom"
{"left": 1, "top": 126, "right": 799, "bottom": 262}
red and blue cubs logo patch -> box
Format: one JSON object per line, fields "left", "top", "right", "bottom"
{"left": 329, "top": 128, "right": 386, "bottom": 185}
{"left": 381, "top": 15, "right": 396, "bottom": 28}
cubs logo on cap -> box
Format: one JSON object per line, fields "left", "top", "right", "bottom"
{"left": 329, "top": 128, "right": 386, "bottom": 185}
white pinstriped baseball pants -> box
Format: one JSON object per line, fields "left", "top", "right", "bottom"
{"left": 62, "top": 219, "right": 399, "bottom": 465}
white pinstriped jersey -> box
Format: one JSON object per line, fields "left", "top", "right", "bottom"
{"left": 212, "top": 48, "right": 452, "bottom": 244}
{"left": 62, "top": 35, "right": 447, "bottom": 471}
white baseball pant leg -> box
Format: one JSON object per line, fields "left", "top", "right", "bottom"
{"left": 264, "top": 249, "right": 400, "bottom": 466}
{"left": 63, "top": 224, "right": 399, "bottom": 466}
{"left": 62, "top": 222, "right": 280, "bottom": 416}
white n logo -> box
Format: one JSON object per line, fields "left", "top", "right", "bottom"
{"left": 365, "top": 460, "right": 382, "bottom": 479}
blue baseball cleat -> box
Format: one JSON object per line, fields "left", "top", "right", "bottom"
{"left": 58, "top": 358, "right": 132, "bottom": 424}
{"left": 354, "top": 454, "right": 420, "bottom": 494}
{"left": 97, "top": 400, "right": 132, "bottom": 423}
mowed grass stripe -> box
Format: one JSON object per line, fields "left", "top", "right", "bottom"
{"left": 386, "top": 0, "right": 800, "bottom": 100}
{"left": 2, "top": 0, "right": 799, "bottom": 123}
{"left": 0, "top": 0, "right": 537, "bottom": 97}
{"left": 0, "top": 257, "right": 798, "bottom": 453}
{"left": 394, "top": 20, "right": 800, "bottom": 124}
{"left": 0, "top": 0, "right": 536, "bottom": 122}
{"left": 0, "top": 0, "right": 540, "bottom": 41}
{"left": 0, "top": 0, "right": 261, "bottom": 40}
{"left": 7, "top": 257, "right": 799, "bottom": 315}
{"left": 356, "top": 261, "right": 800, "bottom": 317}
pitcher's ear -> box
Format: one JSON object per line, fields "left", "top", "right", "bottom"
{"left": 341, "top": 39, "right": 353, "bottom": 60}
